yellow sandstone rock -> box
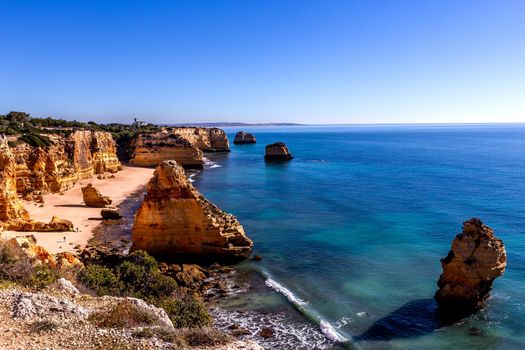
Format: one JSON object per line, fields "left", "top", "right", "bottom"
{"left": 132, "top": 160, "right": 252, "bottom": 263}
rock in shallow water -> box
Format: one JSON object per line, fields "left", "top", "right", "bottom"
{"left": 264, "top": 142, "right": 293, "bottom": 161}
{"left": 434, "top": 218, "right": 507, "bottom": 321}
{"left": 234, "top": 131, "right": 256, "bottom": 144}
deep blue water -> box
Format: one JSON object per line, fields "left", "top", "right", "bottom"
{"left": 193, "top": 125, "right": 525, "bottom": 349}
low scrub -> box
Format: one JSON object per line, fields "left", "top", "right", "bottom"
{"left": 77, "top": 250, "right": 211, "bottom": 328}
{"left": 0, "top": 241, "right": 59, "bottom": 289}
{"left": 89, "top": 300, "right": 156, "bottom": 328}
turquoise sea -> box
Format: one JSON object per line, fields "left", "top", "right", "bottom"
{"left": 192, "top": 124, "right": 525, "bottom": 349}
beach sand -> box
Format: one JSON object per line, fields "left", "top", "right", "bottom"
{"left": 2, "top": 165, "right": 154, "bottom": 254}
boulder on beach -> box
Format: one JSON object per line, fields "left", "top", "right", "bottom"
{"left": 434, "top": 218, "right": 507, "bottom": 321}
{"left": 234, "top": 131, "right": 256, "bottom": 144}
{"left": 264, "top": 142, "right": 293, "bottom": 161}
{"left": 101, "top": 208, "right": 122, "bottom": 220}
{"left": 81, "top": 183, "right": 112, "bottom": 208}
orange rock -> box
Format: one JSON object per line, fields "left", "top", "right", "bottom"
{"left": 56, "top": 252, "right": 84, "bottom": 269}
{"left": 131, "top": 160, "right": 252, "bottom": 263}
{"left": 81, "top": 183, "right": 112, "bottom": 208}
{"left": 435, "top": 218, "right": 506, "bottom": 320}
{"left": 7, "top": 235, "right": 57, "bottom": 268}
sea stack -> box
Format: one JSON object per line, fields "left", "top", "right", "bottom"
{"left": 131, "top": 160, "right": 253, "bottom": 263}
{"left": 434, "top": 218, "right": 506, "bottom": 321}
{"left": 264, "top": 142, "right": 293, "bottom": 161}
{"left": 234, "top": 131, "right": 256, "bottom": 144}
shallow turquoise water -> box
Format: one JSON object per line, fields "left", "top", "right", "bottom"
{"left": 193, "top": 125, "right": 525, "bottom": 349}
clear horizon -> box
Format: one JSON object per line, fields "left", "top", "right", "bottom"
{"left": 1, "top": 0, "right": 524, "bottom": 124}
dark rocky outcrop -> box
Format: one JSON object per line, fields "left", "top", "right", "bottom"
{"left": 233, "top": 131, "right": 256, "bottom": 144}
{"left": 101, "top": 208, "right": 122, "bottom": 220}
{"left": 434, "top": 218, "right": 507, "bottom": 321}
{"left": 264, "top": 142, "right": 293, "bottom": 161}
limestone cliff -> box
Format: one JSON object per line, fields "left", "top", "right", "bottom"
{"left": 129, "top": 133, "right": 204, "bottom": 169}
{"left": 131, "top": 160, "right": 252, "bottom": 263}
{"left": 0, "top": 135, "right": 30, "bottom": 228}
{"left": 169, "top": 127, "right": 230, "bottom": 152}
{"left": 435, "top": 218, "right": 506, "bottom": 320}
{"left": 13, "top": 130, "right": 121, "bottom": 197}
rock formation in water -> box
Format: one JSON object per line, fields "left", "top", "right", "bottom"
{"left": 129, "top": 133, "right": 204, "bottom": 169}
{"left": 82, "top": 184, "right": 112, "bottom": 208}
{"left": 434, "top": 218, "right": 507, "bottom": 320}
{"left": 264, "top": 142, "right": 293, "bottom": 161}
{"left": 13, "top": 130, "right": 121, "bottom": 198}
{"left": 234, "top": 131, "right": 256, "bottom": 144}
{"left": 131, "top": 160, "right": 253, "bottom": 263}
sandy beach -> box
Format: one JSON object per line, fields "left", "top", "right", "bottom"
{"left": 2, "top": 165, "right": 154, "bottom": 254}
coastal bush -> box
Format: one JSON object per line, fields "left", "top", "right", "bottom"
{"left": 0, "top": 241, "right": 59, "bottom": 289}
{"left": 180, "top": 327, "right": 231, "bottom": 347}
{"left": 157, "top": 295, "right": 212, "bottom": 328}
{"left": 77, "top": 250, "right": 211, "bottom": 329}
{"left": 133, "top": 327, "right": 184, "bottom": 345}
{"left": 88, "top": 300, "right": 156, "bottom": 328}
{"left": 19, "top": 133, "right": 53, "bottom": 148}
{"left": 78, "top": 264, "right": 123, "bottom": 295}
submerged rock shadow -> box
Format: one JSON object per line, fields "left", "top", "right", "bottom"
{"left": 353, "top": 298, "right": 443, "bottom": 342}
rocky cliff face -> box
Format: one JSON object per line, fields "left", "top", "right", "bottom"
{"left": 169, "top": 127, "right": 230, "bottom": 152}
{"left": 0, "top": 135, "right": 30, "bottom": 228}
{"left": 435, "top": 218, "right": 507, "bottom": 320}
{"left": 132, "top": 160, "right": 252, "bottom": 263}
{"left": 129, "top": 133, "right": 204, "bottom": 169}
{"left": 13, "top": 130, "right": 121, "bottom": 197}
{"left": 1, "top": 130, "right": 121, "bottom": 231}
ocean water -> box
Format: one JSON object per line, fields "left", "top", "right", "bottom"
{"left": 192, "top": 124, "right": 525, "bottom": 349}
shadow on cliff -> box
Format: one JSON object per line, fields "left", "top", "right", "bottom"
{"left": 353, "top": 299, "right": 444, "bottom": 342}
{"left": 54, "top": 204, "right": 88, "bottom": 208}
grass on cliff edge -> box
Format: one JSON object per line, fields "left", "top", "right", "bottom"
{"left": 77, "top": 250, "right": 212, "bottom": 328}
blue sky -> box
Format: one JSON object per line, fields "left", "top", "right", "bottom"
{"left": 0, "top": 0, "right": 524, "bottom": 124}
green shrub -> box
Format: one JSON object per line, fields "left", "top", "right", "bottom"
{"left": 126, "top": 250, "right": 158, "bottom": 272}
{"left": 78, "top": 264, "right": 123, "bottom": 295}
{"left": 19, "top": 133, "right": 53, "bottom": 148}
{"left": 142, "top": 272, "right": 178, "bottom": 299}
{"left": 157, "top": 296, "right": 212, "bottom": 328}
{"left": 28, "top": 265, "right": 60, "bottom": 289}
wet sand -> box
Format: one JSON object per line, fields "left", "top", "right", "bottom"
{"left": 2, "top": 165, "right": 154, "bottom": 254}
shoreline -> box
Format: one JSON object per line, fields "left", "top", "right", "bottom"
{"left": 2, "top": 165, "right": 154, "bottom": 254}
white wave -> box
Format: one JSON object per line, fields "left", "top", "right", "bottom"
{"left": 320, "top": 320, "right": 347, "bottom": 342}
{"left": 265, "top": 278, "right": 307, "bottom": 306}
{"left": 209, "top": 164, "right": 222, "bottom": 168}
